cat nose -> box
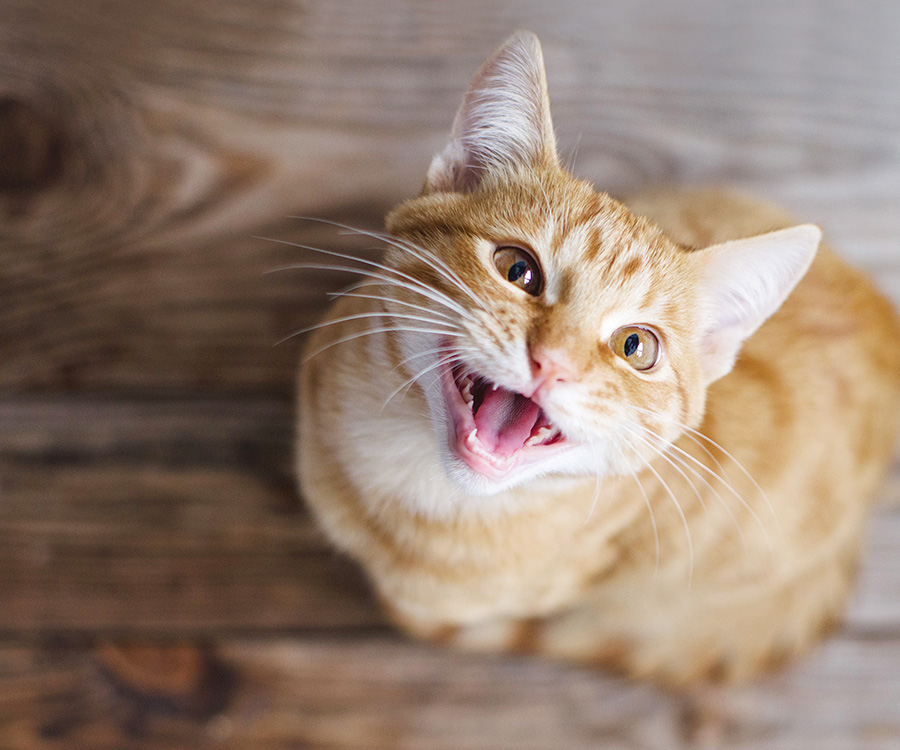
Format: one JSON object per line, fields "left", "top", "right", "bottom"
{"left": 529, "top": 346, "right": 578, "bottom": 393}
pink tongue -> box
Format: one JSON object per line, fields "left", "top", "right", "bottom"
{"left": 473, "top": 385, "right": 541, "bottom": 456}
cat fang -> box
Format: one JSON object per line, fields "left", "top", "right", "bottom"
{"left": 441, "top": 355, "right": 568, "bottom": 482}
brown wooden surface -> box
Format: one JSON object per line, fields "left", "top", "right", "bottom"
{"left": 2, "top": 0, "right": 900, "bottom": 394}
{"left": 0, "top": 634, "right": 897, "bottom": 750}
{"left": 3, "top": 0, "right": 900, "bottom": 747}
{"left": 0, "top": 397, "right": 897, "bottom": 636}
{"left": 0, "top": 396, "right": 897, "bottom": 748}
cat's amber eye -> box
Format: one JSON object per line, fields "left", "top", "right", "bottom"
{"left": 492, "top": 246, "right": 542, "bottom": 296}
{"left": 610, "top": 326, "right": 661, "bottom": 371}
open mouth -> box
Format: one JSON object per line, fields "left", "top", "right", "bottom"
{"left": 440, "top": 357, "right": 568, "bottom": 481}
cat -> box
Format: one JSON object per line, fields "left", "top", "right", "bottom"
{"left": 296, "top": 31, "right": 900, "bottom": 685}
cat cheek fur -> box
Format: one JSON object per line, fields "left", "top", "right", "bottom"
{"left": 297, "top": 31, "right": 900, "bottom": 685}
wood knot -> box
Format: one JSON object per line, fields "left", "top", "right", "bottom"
{"left": 94, "top": 641, "right": 236, "bottom": 727}
{"left": 0, "top": 97, "right": 65, "bottom": 194}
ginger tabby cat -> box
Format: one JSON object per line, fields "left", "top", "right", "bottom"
{"left": 296, "top": 32, "right": 900, "bottom": 685}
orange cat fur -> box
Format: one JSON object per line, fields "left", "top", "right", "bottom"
{"left": 296, "top": 32, "right": 900, "bottom": 685}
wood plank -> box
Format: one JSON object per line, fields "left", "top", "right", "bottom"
{"left": 0, "top": 632, "right": 898, "bottom": 749}
{"left": 0, "top": 461, "right": 380, "bottom": 632}
{"left": 2, "top": 0, "right": 899, "bottom": 392}
{"left": 0, "top": 397, "right": 898, "bottom": 635}
{"left": 0, "top": 396, "right": 296, "bottom": 471}
{"left": 0, "top": 397, "right": 382, "bottom": 631}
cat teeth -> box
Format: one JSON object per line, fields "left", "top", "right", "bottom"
{"left": 460, "top": 379, "right": 474, "bottom": 406}
{"left": 526, "top": 425, "right": 559, "bottom": 447}
{"left": 464, "top": 427, "right": 514, "bottom": 468}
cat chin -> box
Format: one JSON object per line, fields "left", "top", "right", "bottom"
{"left": 439, "top": 443, "right": 596, "bottom": 497}
{"left": 441, "top": 456, "right": 552, "bottom": 496}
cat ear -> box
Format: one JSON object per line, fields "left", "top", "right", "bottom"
{"left": 425, "top": 31, "right": 559, "bottom": 193}
{"left": 694, "top": 224, "right": 821, "bottom": 383}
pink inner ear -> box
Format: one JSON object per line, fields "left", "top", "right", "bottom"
{"left": 474, "top": 386, "right": 541, "bottom": 456}
{"left": 425, "top": 31, "right": 558, "bottom": 194}
{"left": 695, "top": 224, "right": 821, "bottom": 383}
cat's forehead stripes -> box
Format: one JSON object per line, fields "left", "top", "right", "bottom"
{"left": 541, "top": 208, "right": 674, "bottom": 308}
{"left": 388, "top": 170, "right": 686, "bottom": 322}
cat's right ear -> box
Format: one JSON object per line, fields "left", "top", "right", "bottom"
{"left": 693, "top": 224, "right": 822, "bottom": 384}
{"left": 424, "top": 31, "right": 560, "bottom": 194}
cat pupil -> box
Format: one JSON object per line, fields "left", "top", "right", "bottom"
{"left": 624, "top": 333, "right": 640, "bottom": 357}
{"left": 508, "top": 260, "right": 530, "bottom": 284}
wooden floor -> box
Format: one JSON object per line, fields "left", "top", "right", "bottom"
{"left": 3, "top": 1, "right": 900, "bottom": 747}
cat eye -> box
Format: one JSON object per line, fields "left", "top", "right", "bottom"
{"left": 610, "top": 326, "right": 661, "bottom": 371}
{"left": 492, "top": 246, "right": 542, "bottom": 296}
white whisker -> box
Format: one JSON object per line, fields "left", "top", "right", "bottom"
{"left": 629, "top": 403, "right": 780, "bottom": 532}
{"left": 288, "top": 217, "right": 495, "bottom": 319}
{"left": 645, "top": 424, "right": 772, "bottom": 554}
{"left": 285, "top": 310, "right": 461, "bottom": 343}
{"left": 352, "top": 235, "right": 494, "bottom": 319}
{"left": 614, "top": 442, "right": 660, "bottom": 577}
{"left": 271, "top": 261, "right": 476, "bottom": 323}
{"left": 623, "top": 432, "right": 694, "bottom": 586}
{"left": 627, "top": 422, "right": 751, "bottom": 554}
{"left": 584, "top": 471, "right": 602, "bottom": 526}
{"left": 535, "top": 179, "right": 554, "bottom": 223}
{"left": 261, "top": 239, "right": 478, "bottom": 323}
{"left": 382, "top": 351, "right": 466, "bottom": 410}
{"left": 329, "top": 290, "right": 459, "bottom": 324}
{"left": 566, "top": 132, "right": 584, "bottom": 172}
{"left": 623, "top": 422, "right": 713, "bottom": 536}
{"left": 300, "top": 325, "right": 464, "bottom": 363}
{"left": 392, "top": 344, "right": 479, "bottom": 373}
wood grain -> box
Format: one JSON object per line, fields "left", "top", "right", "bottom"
{"left": 0, "top": 634, "right": 898, "bottom": 750}
{"left": 0, "top": 397, "right": 897, "bottom": 636}
{"left": 2, "top": 0, "right": 899, "bottom": 392}
{"left": 0, "top": 399, "right": 380, "bottom": 632}
{"left": 4, "top": 0, "right": 900, "bottom": 746}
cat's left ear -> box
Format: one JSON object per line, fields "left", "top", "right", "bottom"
{"left": 693, "top": 224, "right": 821, "bottom": 384}
{"left": 424, "top": 31, "right": 559, "bottom": 193}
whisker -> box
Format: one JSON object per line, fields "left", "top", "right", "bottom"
{"left": 646, "top": 418, "right": 750, "bottom": 516}
{"left": 260, "top": 238, "right": 478, "bottom": 323}
{"left": 614, "top": 442, "right": 660, "bottom": 577}
{"left": 340, "top": 274, "right": 477, "bottom": 324}
{"left": 628, "top": 422, "right": 751, "bottom": 553}
{"left": 329, "top": 290, "right": 459, "bottom": 324}
{"left": 287, "top": 217, "right": 495, "bottom": 319}
{"left": 641, "top": 423, "right": 772, "bottom": 554}
{"left": 584, "top": 471, "right": 602, "bottom": 526}
{"left": 623, "top": 432, "right": 694, "bottom": 586}
{"left": 300, "top": 325, "right": 464, "bottom": 363}
{"left": 283, "top": 310, "right": 461, "bottom": 344}
{"left": 348, "top": 235, "right": 494, "bottom": 319}
{"left": 566, "top": 132, "right": 584, "bottom": 172}
{"left": 674, "top": 430, "right": 734, "bottom": 490}
{"left": 629, "top": 404, "right": 780, "bottom": 532}
{"left": 327, "top": 279, "right": 386, "bottom": 298}
{"left": 622, "top": 423, "right": 713, "bottom": 537}
{"left": 382, "top": 350, "right": 466, "bottom": 410}
{"left": 271, "top": 261, "right": 476, "bottom": 323}
{"left": 392, "top": 344, "right": 479, "bottom": 374}
{"left": 535, "top": 179, "right": 554, "bottom": 224}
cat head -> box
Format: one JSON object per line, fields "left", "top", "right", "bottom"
{"left": 382, "top": 32, "right": 820, "bottom": 496}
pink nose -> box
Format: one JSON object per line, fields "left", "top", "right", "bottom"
{"left": 529, "top": 346, "right": 578, "bottom": 392}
